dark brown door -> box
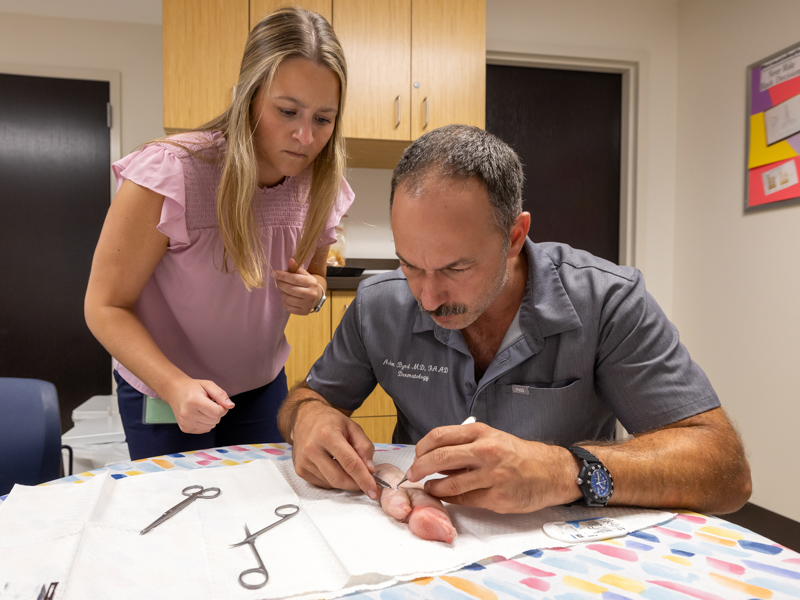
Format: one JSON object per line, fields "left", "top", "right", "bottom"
{"left": 0, "top": 72, "right": 112, "bottom": 432}
{"left": 486, "top": 65, "right": 622, "bottom": 264}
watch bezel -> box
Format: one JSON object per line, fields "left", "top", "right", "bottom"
{"left": 581, "top": 463, "right": 613, "bottom": 505}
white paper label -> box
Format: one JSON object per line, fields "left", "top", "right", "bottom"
{"left": 543, "top": 517, "right": 629, "bottom": 543}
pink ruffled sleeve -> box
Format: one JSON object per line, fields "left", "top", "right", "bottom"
{"left": 318, "top": 177, "right": 355, "bottom": 248}
{"left": 111, "top": 144, "right": 190, "bottom": 248}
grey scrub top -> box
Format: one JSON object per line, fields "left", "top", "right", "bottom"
{"left": 306, "top": 239, "right": 720, "bottom": 445}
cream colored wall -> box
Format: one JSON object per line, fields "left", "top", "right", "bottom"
{"left": 0, "top": 12, "right": 164, "bottom": 157}
{"left": 674, "top": 0, "right": 800, "bottom": 522}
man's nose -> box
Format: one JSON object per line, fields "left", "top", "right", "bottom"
{"left": 418, "top": 276, "right": 447, "bottom": 312}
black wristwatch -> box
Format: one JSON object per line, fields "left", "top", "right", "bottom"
{"left": 310, "top": 286, "right": 327, "bottom": 313}
{"left": 568, "top": 446, "right": 614, "bottom": 507}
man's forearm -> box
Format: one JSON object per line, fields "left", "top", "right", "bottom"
{"left": 277, "top": 381, "right": 331, "bottom": 444}
{"left": 580, "top": 407, "right": 751, "bottom": 514}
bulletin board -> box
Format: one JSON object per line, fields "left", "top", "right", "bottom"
{"left": 746, "top": 41, "right": 800, "bottom": 211}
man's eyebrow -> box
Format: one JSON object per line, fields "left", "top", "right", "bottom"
{"left": 274, "top": 96, "right": 338, "bottom": 113}
{"left": 396, "top": 252, "right": 473, "bottom": 270}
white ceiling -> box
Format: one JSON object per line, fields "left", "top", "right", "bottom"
{"left": 0, "top": 0, "right": 162, "bottom": 25}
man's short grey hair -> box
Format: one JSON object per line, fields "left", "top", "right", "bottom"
{"left": 390, "top": 124, "right": 524, "bottom": 246}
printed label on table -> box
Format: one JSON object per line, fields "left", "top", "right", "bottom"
{"left": 543, "top": 517, "right": 629, "bottom": 543}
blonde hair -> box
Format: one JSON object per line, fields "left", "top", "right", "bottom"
{"left": 198, "top": 7, "right": 347, "bottom": 290}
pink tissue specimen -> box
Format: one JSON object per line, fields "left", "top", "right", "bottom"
{"left": 375, "top": 463, "right": 457, "bottom": 544}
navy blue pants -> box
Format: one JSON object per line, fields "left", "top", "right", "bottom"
{"left": 115, "top": 370, "right": 287, "bottom": 460}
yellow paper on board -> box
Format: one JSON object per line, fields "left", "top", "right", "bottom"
{"left": 749, "top": 113, "right": 798, "bottom": 169}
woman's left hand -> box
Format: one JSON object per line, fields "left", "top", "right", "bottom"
{"left": 274, "top": 258, "right": 324, "bottom": 315}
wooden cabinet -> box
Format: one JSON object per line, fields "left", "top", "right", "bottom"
{"left": 163, "top": 0, "right": 486, "bottom": 167}
{"left": 163, "top": 0, "right": 249, "bottom": 132}
{"left": 285, "top": 290, "right": 397, "bottom": 443}
{"left": 410, "top": 0, "right": 486, "bottom": 136}
{"left": 283, "top": 300, "right": 331, "bottom": 390}
{"left": 250, "top": 0, "right": 331, "bottom": 26}
{"left": 336, "top": 0, "right": 486, "bottom": 167}
{"left": 333, "top": 0, "right": 412, "bottom": 142}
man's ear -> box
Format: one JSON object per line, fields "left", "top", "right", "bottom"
{"left": 507, "top": 212, "right": 531, "bottom": 258}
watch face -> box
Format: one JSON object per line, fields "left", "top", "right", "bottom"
{"left": 590, "top": 468, "right": 611, "bottom": 499}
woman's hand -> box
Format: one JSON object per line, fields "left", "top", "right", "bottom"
{"left": 161, "top": 377, "right": 235, "bottom": 434}
{"left": 273, "top": 258, "right": 325, "bottom": 315}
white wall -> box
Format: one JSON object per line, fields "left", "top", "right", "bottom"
{"left": 0, "top": 12, "right": 164, "bottom": 158}
{"left": 674, "top": 0, "right": 800, "bottom": 522}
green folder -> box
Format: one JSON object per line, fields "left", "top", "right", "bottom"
{"left": 143, "top": 395, "right": 177, "bottom": 424}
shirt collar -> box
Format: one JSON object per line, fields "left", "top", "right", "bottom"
{"left": 520, "top": 238, "right": 582, "bottom": 352}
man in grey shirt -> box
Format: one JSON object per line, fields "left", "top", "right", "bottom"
{"left": 278, "top": 125, "right": 751, "bottom": 515}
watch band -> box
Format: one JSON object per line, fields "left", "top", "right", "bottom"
{"left": 310, "top": 285, "right": 326, "bottom": 313}
{"left": 568, "top": 445, "right": 600, "bottom": 465}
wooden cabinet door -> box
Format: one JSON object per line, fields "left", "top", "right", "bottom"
{"left": 410, "top": 0, "right": 486, "bottom": 137}
{"left": 334, "top": 0, "right": 412, "bottom": 141}
{"left": 331, "top": 291, "right": 397, "bottom": 442}
{"left": 163, "top": 0, "right": 249, "bottom": 131}
{"left": 250, "top": 0, "right": 332, "bottom": 27}
{"left": 283, "top": 303, "right": 332, "bottom": 390}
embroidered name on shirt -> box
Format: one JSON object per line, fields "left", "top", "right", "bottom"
{"left": 382, "top": 358, "right": 448, "bottom": 383}
{"left": 512, "top": 385, "right": 529, "bottom": 395}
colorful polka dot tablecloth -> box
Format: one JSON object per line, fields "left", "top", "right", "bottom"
{"left": 6, "top": 443, "right": 800, "bottom": 600}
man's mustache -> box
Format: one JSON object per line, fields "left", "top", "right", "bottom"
{"left": 416, "top": 298, "right": 468, "bottom": 317}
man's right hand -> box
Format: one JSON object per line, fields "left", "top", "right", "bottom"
{"left": 288, "top": 397, "right": 381, "bottom": 500}
{"left": 163, "top": 378, "right": 234, "bottom": 434}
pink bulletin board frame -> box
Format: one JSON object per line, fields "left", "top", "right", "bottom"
{"left": 746, "top": 41, "right": 800, "bottom": 211}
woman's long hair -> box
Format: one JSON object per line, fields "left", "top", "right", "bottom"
{"left": 198, "top": 7, "right": 347, "bottom": 290}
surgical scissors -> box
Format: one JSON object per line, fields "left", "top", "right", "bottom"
{"left": 231, "top": 504, "right": 300, "bottom": 590}
{"left": 140, "top": 485, "right": 221, "bottom": 535}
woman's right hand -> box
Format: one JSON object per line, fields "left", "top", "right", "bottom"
{"left": 162, "top": 377, "right": 236, "bottom": 434}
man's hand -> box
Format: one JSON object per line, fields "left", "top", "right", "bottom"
{"left": 404, "top": 422, "right": 579, "bottom": 513}
{"left": 161, "top": 378, "right": 235, "bottom": 434}
{"left": 285, "top": 393, "right": 381, "bottom": 500}
{"left": 273, "top": 258, "right": 324, "bottom": 315}
{"left": 405, "top": 408, "right": 752, "bottom": 515}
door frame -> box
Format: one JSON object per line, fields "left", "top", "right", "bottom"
{"left": 0, "top": 63, "right": 121, "bottom": 202}
{"left": 487, "top": 48, "right": 641, "bottom": 268}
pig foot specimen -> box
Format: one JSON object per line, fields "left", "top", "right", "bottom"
{"left": 374, "top": 463, "right": 457, "bottom": 543}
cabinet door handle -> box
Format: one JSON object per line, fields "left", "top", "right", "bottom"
{"left": 233, "top": 85, "right": 236, "bottom": 101}
{"left": 424, "top": 96, "right": 429, "bottom": 130}
{"left": 395, "top": 95, "right": 401, "bottom": 129}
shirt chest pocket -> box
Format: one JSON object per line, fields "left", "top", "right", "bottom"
{"left": 477, "top": 377, "right": 612, "bottom": 446}
{"left": 510, "top": 378, "right": 581, "bottom": 394}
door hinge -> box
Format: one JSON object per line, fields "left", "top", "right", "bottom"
{"left": 107, "top": 102, "right": 112, "bottom": 129}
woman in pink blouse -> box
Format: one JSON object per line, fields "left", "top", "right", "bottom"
{"left": 85, "top": 8, "right": 353, "bottom": 460}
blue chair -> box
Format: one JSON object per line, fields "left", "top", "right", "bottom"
{"left": 0, "top": 377, "right": 68, "bottom": 496}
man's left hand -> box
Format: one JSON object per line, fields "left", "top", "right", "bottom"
{"left": 405, "top": 422, "right": 580, "bottom": 514}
